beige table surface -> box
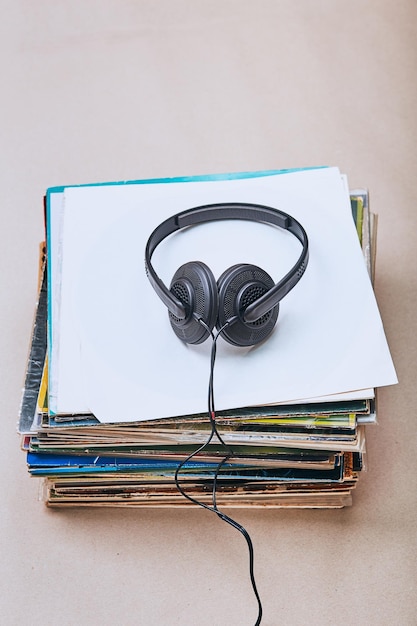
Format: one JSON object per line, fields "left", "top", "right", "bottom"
{"left": 1, "top": 2, "right": 416, "bottom": 625}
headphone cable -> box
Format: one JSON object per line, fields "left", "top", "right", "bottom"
{"left": 174, "top": 319, "right": 263, "bottom": 626}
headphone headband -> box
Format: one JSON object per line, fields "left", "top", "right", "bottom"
{"left": 145, "top": 202, "right": 309, "bottom": 323}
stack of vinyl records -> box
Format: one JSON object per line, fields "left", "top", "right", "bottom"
{"left": 19, "top": 167, "right": 397, "bottom": 508}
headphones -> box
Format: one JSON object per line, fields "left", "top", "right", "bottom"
{"left": 145, "top": 202, "right": 309, "bottom": 347}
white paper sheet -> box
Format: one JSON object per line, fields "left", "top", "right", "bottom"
{"left": 51, "top": 167, "right": 397, "bottom": 422}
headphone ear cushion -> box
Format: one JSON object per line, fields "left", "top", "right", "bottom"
{"left": 216, "top": 264, "right": 279, "bottom": 347}
{"left": 169, "top": 261, "right": 218, "bottom": 344}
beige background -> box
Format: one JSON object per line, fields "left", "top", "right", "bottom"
{"left": 1, "top": 2, "right": 416, "bottom": 625}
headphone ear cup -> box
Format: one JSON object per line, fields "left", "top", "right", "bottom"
{"left": 216, "top": 264, "right": 279, "bottom": 347}
{"left": 169, "top": 261, "right": 218, "bottom": 344}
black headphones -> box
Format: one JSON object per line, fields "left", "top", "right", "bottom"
{"left": 145, "top": 202, "right": 309, "bottom": 347}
